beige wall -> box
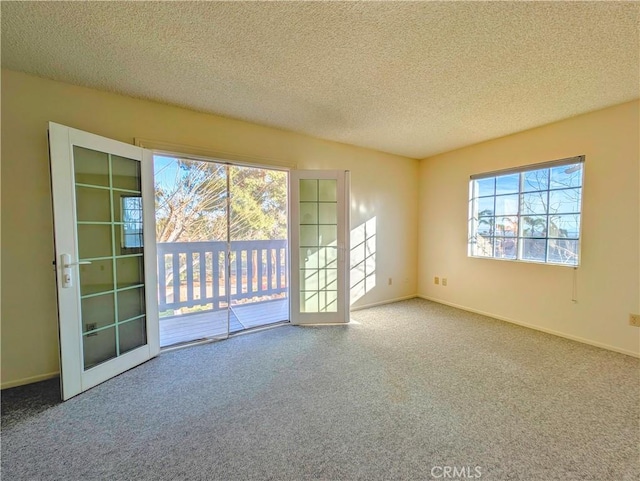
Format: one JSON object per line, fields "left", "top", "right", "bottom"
{"left": 1, "top": 69, "right": 419, "bottom": 388}
{"left": 418, "top": 101, "right": 640, "bottom": 356}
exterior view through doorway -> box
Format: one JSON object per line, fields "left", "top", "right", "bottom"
{"left": 48, "top": 122, "right": 349, "bottom": 400}
{"left": 154, "top": 156, "right": 289, "bottom": 347}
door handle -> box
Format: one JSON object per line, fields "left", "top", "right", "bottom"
{"left": 61, "top": 254, "right": 92, "bottom": 288}
{"left": 63, "top": 260, "right": 92, "bottom": 267}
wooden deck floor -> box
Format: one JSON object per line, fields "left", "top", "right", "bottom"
{"left": 159, "top": 298, "right": 289, "bottom": 347}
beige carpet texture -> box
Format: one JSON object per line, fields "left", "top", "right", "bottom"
{"left": 2, "top": 299, "right": 639, "bottom": 480}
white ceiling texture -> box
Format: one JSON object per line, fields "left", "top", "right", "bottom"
{"left": 2, "top": 1, "right": 638, "bottom": 159}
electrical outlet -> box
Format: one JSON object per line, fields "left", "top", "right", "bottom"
{"left": 630, "top": 314, "right": 640, "bottom": 327}
{"left": 434, "top": 276, "right": 439, "bottom": 285}
{"left": 442, "top": 278, "right": 448, "bottom": 287}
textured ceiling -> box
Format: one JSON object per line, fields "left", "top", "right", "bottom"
{"left": 2, "top": 1, "right": 639, "bottom": 159}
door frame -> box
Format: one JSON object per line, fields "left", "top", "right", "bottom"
{"left": 150, "top": 150, "right": 293, "bottom": 346}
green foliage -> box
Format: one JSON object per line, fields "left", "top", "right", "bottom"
{"left": 229, "top": 166, "right": 287, "bottom": 240}
{"left": 155, "top": 158, "right": 287, "bottom": 242}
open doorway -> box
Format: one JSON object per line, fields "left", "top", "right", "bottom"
{"left": 153, "top": 155, "right": 289, "bottom": 347}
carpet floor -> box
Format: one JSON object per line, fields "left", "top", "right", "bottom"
{"left": 2, "top": 299, "right": 639, "bottom": 480}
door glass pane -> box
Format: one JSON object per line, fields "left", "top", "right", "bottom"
{"left": 112, "top": 155, "right": 142, "bottom": 191}
{"left": 320, "top": 247, "right": 338, "bottom": 268}
{"left": 117, "top": 287, "right": 146, "bottom": 322}
{"left": 300, "top": 203, "right": 318, "bottom": 224}
{"left": 318, "top": 203, "right": 337, "bottom": 224}
{"left": 300, "top": 225, "right": 318, "bottom": 247}
{"left": 73, "top": 148, "right": 147, "bottom": 371}
{"left": 300, "top": 248, "right": 318, "bottom": 268}
{"left": 115, "top": 224, "right": 144, "bottom": 256}
{"left": 79, "top": 260, "right": 113, "bottom": 296}
{"left": 319, "top": 269, "right": 338, "bottom": 290}
{"left": 119, "top": 317, "right": 147, "bottom": 354}
{"left": 319, "top": 225, "right": 337, "bottom": 246}
{"left": 300, "top": 179, "right": 318, "bottom": 201}
{"left": 116, "top": 256, "right": 144, "bottom": 289}
{"left": 83, "top": 327, "right": 116, "bottom": 370}
{"left": 112, "top": 191, "right": 134, "bottom": 222}
{"left": 74, "top": 147, "right": 109, "bottom": 187}
{"left": 78, "top": 225, "right": 112, "bottom": 259}
{"left": 301, "top": 291, "right": 319, "bottom": 312}
{"left": 301, "top": 269, "right": 319, "bottom": 290}
{"left": 76, "top": 187, "right": 111, "bottom": 222}
{"left": 298, "top": 178, "right": 338, "bottom": 313}
{"left": 318, "top": 180, "right": 337, "bottom": 201}
{"left": 81, "top": 293, "right": 115, "bottom": 332}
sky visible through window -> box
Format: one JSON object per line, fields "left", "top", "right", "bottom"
{"left": 153, "top": 155, "right": 179, "bottom": 191}
{"left": 469, "top": 159, "right": 584, "bottom": 265}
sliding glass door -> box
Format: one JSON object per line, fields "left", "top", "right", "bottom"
{"left": 228, "top": 165, "right": 289, "bottom": 331}
{"left": 155, "top": 157, "right": 289, "bottom": 347}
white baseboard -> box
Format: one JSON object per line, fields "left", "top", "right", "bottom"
{"left": 350, "top": 294, "right": 418, "bottom": 312}
{"left": 293, "top": 295, "right": 420, "bottom": 325}
{"left": 418, "top": 295, "right": 640, "bottom": 358}
{"left": 1, "top": 371, "right": 60, "bottom": 390}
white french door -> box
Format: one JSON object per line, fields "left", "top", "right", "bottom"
{"left": 49, "top": 123, "right": 159, "bottom": 400}
{"left": 289, "top": 170, "right": 350, "bottom": 324}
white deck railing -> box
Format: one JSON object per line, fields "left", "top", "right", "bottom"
{"left": 157, "top": 240, "right": 288, "bottom": 314}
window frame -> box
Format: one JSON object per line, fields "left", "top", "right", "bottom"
{"left": 468, "top": 155, "right": 585, "bottom": 266}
